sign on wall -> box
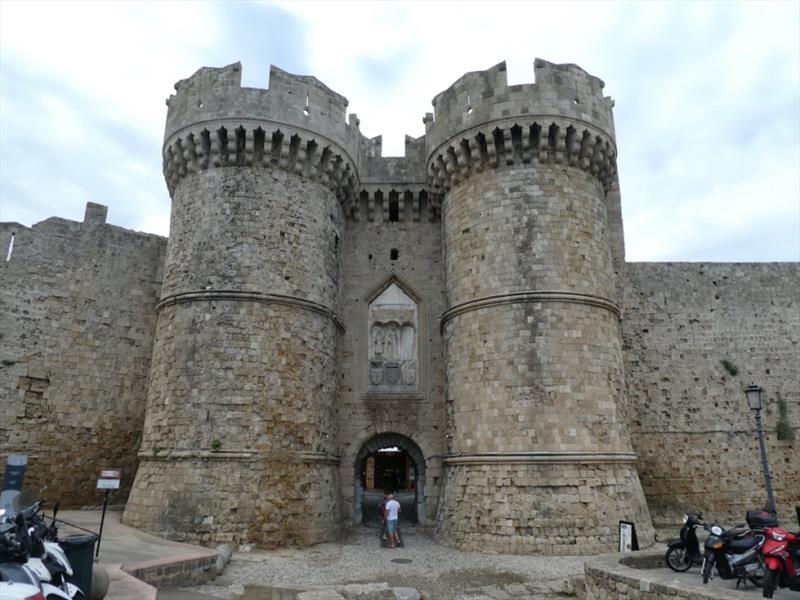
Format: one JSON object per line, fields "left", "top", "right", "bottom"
{"left": 618, "top": 520, "right": 639, "bottom": 552}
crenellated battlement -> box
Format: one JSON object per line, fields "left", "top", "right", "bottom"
{"left": 166, "top": 63, "right": 355, "bottom": 148}
{"left": 163, "top": 63, "right": 363, "bottom": 202}
{"left": 424, "top": 59, "right": 617, "bottom": 192}
{"left": 426, "top": 59, "right": 614, "bottom": 151}
{"left": 426, "top": 118, "right": 617, "bottom": 193}
{"left": 162, "top": 58, "right": 619, "bottom": 209}
{"left": 346, "top": 134, "right": 438, "bottom": 221}
{"left": 163, "top": 123, "right": 359, "bottom": 202}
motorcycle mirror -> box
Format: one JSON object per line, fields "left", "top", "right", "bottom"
{"left": 52, "top": 499, "right": 60, "bottom": 521}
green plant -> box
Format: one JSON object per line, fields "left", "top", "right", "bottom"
{"left": 153, "top": 447, "right": 161, "bottom": 456}
{"left": 211, "top": 439, "right": 222, "bottom": 451}
{"left": 776, "top": 396, "right": 795, "bottom": 441}
{"left": 720, "top": 359, "right": 738, "bottom": 376}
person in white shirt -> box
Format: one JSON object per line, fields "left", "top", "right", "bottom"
{"left": 384, "top": 494, "right": 401, "bottom": 548}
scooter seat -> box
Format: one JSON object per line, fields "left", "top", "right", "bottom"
{"left": 0, "top": 561, "right": 32, "bottom": 583}
{"left": 729, "top": 525, "right": 749, "bottom": 538}
{"left": 729, "top": 536, "right": 758, "bottom": 551}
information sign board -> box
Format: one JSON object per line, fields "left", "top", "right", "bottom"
{"left": 618, "top": 520, "right": 639, "bottom": 552}
{"left": 97, "top": 478, "right": 120, "bottom": 490}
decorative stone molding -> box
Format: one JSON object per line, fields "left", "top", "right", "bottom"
{"left": 136, "top": 450, "right": 341, "bottom": 464}
{"left": 163, "top": 122, "right": 358, "bottom": 203}
{"left": 442, "top": 452, "right": 638, "bottom": 465}
{"left": 157, "top": 289, "right": 344, "bottom": 331}
{"left": 348, "top": 186, "right": 441, "bottom": 223}
{"left": 427, "top": 118, "right": 617, "bottom": 194}
{"left": 441, "top": 290, "right": 621, "bottom": 332}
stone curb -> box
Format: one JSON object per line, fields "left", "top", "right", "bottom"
{"left": 120, "top": 549, "right": 219, "bottom": 590}
{"left": 235, "top": 582, "right": 420, "bottom": 600}
{"left": 584, "top": 549, "right": 762, "bottom": 599}
{"left": 104, "top": 563, "right": 157, "bottom": 600}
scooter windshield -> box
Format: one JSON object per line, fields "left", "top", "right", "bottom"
{"left": 9, "top": 489, "right": 37, "bottom": 516}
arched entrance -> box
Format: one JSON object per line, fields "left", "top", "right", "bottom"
{"left": 353, "top": 432, "right": 426, "bottom": 526}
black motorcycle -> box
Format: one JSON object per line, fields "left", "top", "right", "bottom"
{"left": 701, "top": 521, "right": 766, "bottom": 587}
{"left": 666, "top": 512, "right": 706, "bottom": 571}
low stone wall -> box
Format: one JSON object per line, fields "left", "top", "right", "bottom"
{"left": 584, "top": 549, "right": 757, "bottom": 599}
{"left": 235, "top": 583, "right": 419, "bottom": 600}
{"left": 121, "top": 550, "right": 218, "bottom": 589}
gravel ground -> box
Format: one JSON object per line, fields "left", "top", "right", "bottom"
{"left": 184, "top": 524, "right": 588, "bottom": 600}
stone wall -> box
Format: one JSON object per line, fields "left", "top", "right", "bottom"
{"left": 436, "top": 462, "right": 653, "bottom": 555}
{"left": 0, "top": 203, "right": 165, "bottom": 505}
{"left": 125, "top": 163, "right": 345, "bottom": 547}
{"left": 4, "top": 58, "right": 798, "bottom": 554}
{"left": 337, "top": 183, "right": 445, "bottom": 526}
{"left": 431, "top": 58, "right": 653, "bottom": 554}
{"left": 623, "top": 262, "right": 800, "bottom": 526}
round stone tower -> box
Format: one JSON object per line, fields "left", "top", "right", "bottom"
{"left": 429, "top": 59, "right": 654, "bottom": 554}
{"left": 123, "top": 63, "right": 358, "bottom": 546}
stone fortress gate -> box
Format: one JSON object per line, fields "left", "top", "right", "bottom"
{"left": 123, "top": 56, "right": 655, "bottom": 552}
{"left": 2, "top": 58, "right": 797, "bottom": 555}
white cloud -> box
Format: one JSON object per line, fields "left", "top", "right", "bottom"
{"left": 0, "top": 0, "right": 797, "bottom": 260}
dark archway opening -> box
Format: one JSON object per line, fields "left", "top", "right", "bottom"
{"left": 353, "top": 432, "right": 426, "bottom": 527}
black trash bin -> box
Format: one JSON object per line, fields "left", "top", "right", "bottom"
{"left": 61, "top": 533, "right": 97, "bottom": 598}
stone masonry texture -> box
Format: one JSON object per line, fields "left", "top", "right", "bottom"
{"left": 622, "top": 262, "right": 799, "bottom": 526}
{"left": 0, "top": 205, "right": 165, "bottom": 503}
{"left": 1, "top": 58, "right": 797, "bottom": 554}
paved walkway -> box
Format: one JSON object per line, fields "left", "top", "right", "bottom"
{"left": 183, "top": 525, "right": 586, "bottom": 600}
{"left": 49, "top": 512, "right": 797, "bottom": 600}
{"left": 56, "top": 509, "right": 218, "bottom": 600}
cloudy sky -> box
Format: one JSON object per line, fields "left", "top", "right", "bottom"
{"left": 1, "top": 1, "right": 798, "bottom": 261}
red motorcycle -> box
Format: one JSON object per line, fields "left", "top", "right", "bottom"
{"left": 760, "top": 525, "right": 800, "bottom": 598}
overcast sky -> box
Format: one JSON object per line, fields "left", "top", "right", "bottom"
{"left": 1, "top": 1, "right": 798, "bottom": 261}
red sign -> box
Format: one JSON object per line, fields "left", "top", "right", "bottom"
{"left": 100, "top": 469, "right": 121, "bottom": 479}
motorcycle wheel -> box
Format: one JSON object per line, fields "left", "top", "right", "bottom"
{"left": 666, "top": 545, "right": 692, "bottom": 572}
{"left": 701, "top": 555, "right": 714, "bottom": 584}
{"left": 762, "top": 568, "right": 777, "bottom": 599}
{"left": 749, "top": 567, "right": 766, "bottom": 588}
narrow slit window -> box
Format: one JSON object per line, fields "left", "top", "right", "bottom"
{"left": 390, "top": 248, "right": 399, "bottom": 260}
{"left": 389, "top": 200, "right": 399, "bottom": 222}
{"left": 303, "top": 93, "right": 310, "bottom": 116}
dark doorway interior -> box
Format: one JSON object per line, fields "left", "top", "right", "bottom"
{"left": 354, "top": 433, "right": 426, "bottom": 527}
{"left": 360, "top": 446, "right": 416, "bottom": 525}
{"left": 361, "top": 447, "right": 415, "bottom": 493}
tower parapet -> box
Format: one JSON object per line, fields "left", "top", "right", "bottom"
{"left": 352, "top": 134, "right": 439, "bottom": 222}
{"left": 425, "top": 60, "right": 617, "bottom": 195}
{"left": 162, "top": 63, "right": 360, "bottom": 204}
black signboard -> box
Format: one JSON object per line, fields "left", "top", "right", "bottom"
{"left": 1, "top": 454, "right": 27, "bottom": 492}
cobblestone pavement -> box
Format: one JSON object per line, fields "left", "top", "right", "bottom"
{"left": 182, "top": 525, "right": 587, "bottom": 600}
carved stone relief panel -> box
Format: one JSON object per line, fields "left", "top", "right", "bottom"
{"left": 368, "top": 283, "right": 418, "bottom": 394}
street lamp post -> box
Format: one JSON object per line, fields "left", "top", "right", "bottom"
{"left": 745, "top": 384, "right": 776, "bottom": 514}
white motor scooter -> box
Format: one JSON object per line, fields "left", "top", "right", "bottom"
{"left": 0, "top": 559, "right": 45, "bottom": 600}
{"left": 1, "top": 497, "right": 85, "bottom": 600}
